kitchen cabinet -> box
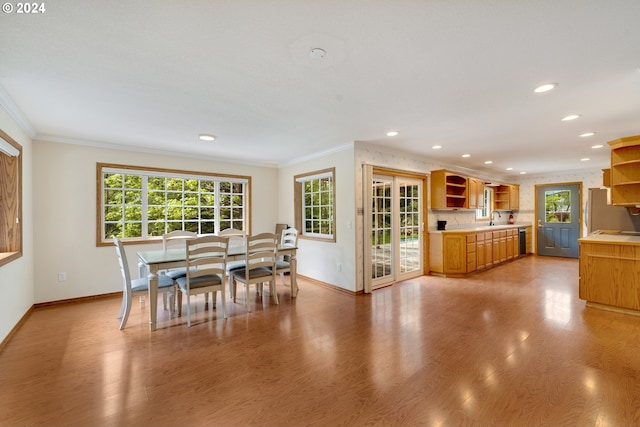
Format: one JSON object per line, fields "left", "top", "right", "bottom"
{"left": 495, "top": 184, "right": 520, "bottom": 211}
{"left": 602, "top": 168, "right": 611, "bottom": 188}
{"left": 429, "top": 225, "right": 524, "bottom": 276}
{"left": 430, "top": 170, "right": 468, "bottom": 209}
{"left": 609, "top": 135, "right": 640, "bottom": 206}
{"left": 468, "top": 177, "right": 485, "bottom": 209}
{"left": 579, "top": 234, "right": 640, "bottom": 314}
{"left": 476, "top": 233, "right": 486, "bottom": 269}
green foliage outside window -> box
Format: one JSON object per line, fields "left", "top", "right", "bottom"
{"left": 101, "top": 167, "right": 247, "bottom": 241}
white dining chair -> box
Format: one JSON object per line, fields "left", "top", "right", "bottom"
{"left": 219, "top": 228, "right": 246, "bottom": 300}
{"left": 113, "top": 237, "right": 175, "bottom": 330}
{"left": 275, "top": 227, "right": 298, "bottom": 286}
{"left": 231, "top": 232, "right": 278, "bottom": 312}
{"left": 175, "top": 234, "right": 229, "bottom": 327}
{"left": 161, "top": 230, "right": 198, "bottom": 280}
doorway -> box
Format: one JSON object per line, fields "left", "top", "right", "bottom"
{"left": 366, "top": 171, "right": 425, "bottom": 291}
{"left": 535, "top": 183, "right": 581, "bottom": 258}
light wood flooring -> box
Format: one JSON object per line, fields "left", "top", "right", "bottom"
{"left": 1, "top": 256, "right": 639, "bottom": 426}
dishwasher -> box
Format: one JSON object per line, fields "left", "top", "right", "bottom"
{"left": 519, "top": 227, "right": 526, "bottom": 255}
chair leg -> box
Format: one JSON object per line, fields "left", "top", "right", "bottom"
{"left": 119, "top": 291, "right": 133, "bottom": 330}
{"left": 220, "top": 289, "right": 227, "bottom": 319}
{"left": 245, "top": 283, "right": 251, "bottom": 312}
{"left": 186, "top": 294, "right": 191, "bottom": 327}
{"left": 280, "top": 272, "right": 286, "bottom": 286}
{"left": 231, "top": 277, "right": 237, "bottom": 303}
{"left": 162, "top": 292, "right": 168, "bottom": 311}
{"left": 271, "top": 280, "right": 279, "bottom": 305}
{"left": 212, "top": 291, "right": 217, "bottom": 309}
{"left": 177, "top": 291, "right": 183, "bottom": 316}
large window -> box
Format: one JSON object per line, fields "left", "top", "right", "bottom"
{"left": 0, "top": 130, "right": 22, "bottom": 266}
{"left": 97, "top": 163, "right": 250, "bottom": 245}
{"left": 294, "top": 168, "right": 335, "bottom": 241}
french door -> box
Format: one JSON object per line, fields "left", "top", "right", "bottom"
{"left": 367, "top": 173, "right": 424, "bottom": 290}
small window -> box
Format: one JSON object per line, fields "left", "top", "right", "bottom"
{"left": 476, "top": 187, "right": 493, "bottom": 219}
{"left": 98, "top": 163, "right": 251, "bottom": 245}
{"left": 294, "top": 168, "right": 335, "bottom": 241}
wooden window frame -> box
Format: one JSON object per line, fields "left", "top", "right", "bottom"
{"left": 0, "top": 129, "right": 22, "bottom": 267}
{"left": 97, "top": 163, "right": 251, "bottom": 246}
{"left": 294, "top": 167, "right": 336, "bottom": 242}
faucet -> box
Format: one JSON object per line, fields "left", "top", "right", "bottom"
{"left": 489, "top": 210, "right": 501, "bottom": 226}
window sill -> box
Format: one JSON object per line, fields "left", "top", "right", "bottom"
{"left": 0, "top": 251, "right": 20, "bottom": 267}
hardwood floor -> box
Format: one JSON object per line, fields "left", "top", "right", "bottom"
{"left": 1, "top": 256, "right": 639, "bottom": 426}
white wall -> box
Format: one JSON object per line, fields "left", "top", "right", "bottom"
{"left": 0, "top": 106, "right": 34, "bottom": 343}
{"left": 32, "top": 141, "right": 279, "bottom": 303}
{"left": 278, "top": 145, "right": 356, "bottom": 291}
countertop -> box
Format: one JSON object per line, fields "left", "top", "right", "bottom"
{"left": 428, "top": 223, "right": 531, "bottom": 234}
{"left": 578, "top": 233, "right": 640, "bottom": 244}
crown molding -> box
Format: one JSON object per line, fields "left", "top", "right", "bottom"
{"left": 278, "top": 142, "right": 354, "bottom": 168}
{"left": 35, "top": 135, "right": 281, "bottom": 169}
{"left": 0, "top": 85, "right": 36, "bottom": 137}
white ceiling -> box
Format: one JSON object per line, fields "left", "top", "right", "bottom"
{"left": 1, "top": 1, "right": 639, "bottom": 176}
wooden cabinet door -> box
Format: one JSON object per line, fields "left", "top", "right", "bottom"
{"left": 477, "top": 240, "right": 485, "bottom": 269}
{"left": 509, "top": 185, "right": 520, "bottom": 210}
{"left": 506, "top": 234, "right": 514, "bottom": 260}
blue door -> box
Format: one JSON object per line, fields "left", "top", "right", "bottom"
{"left": 536, "top": 184, "right": 581, "bottom": 258}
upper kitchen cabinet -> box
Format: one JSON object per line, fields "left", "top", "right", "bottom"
{"left": 494, "top": 184, "right": 520, "bottom": 211}
{"left": 609, "top": 135, "right": 640, "bottom": 206}
{"left": 431, "top": 169, "right": 468, "bottom": 209}
{"left": 468, "top": 177, "right": 485, "bottom": 210}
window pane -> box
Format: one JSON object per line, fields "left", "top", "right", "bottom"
{"left": 545, "top": 190, "right": 571, "bottom": 223}
{"left": 100, "top": 165, "right": 248, "bottom": 242}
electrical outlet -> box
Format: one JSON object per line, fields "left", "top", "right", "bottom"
{"left": 58, "top": 272, "right": 66, "bottom": 282}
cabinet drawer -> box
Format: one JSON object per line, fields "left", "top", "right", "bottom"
{"left": 476, "top": 232, "right": 485, "bottom": 242}
{"left": 467, "top": 252, "right": 476, "bottom": 263}
{"left": 467, "top": 234, "right": 476, "bottom": 244}
{"left": 467, "top": 243, "right": 476, "bottom": 253}
{"left": 485, "top": 232, "right": 493, "bottom": 240}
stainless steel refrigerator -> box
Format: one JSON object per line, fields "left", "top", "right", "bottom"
{"left": 586, "top": 188, "right": 640, "bottom": 234}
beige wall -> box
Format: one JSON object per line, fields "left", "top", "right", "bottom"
{"left": 278, "top": 145, "right": 356, "bottom": 291}
{"left": 32, "top": 141, "right": 279, "bottom": 303}
{"left": 0, "top": 106, "right": 34, "bottom": 343}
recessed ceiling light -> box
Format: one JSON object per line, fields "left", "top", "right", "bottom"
{"left": 386, "top": 131, "right": 399, "bottom": 137}
{"left": 484, "top": 160, "right": 493, "bottom": 164}
{"left": 432, "top": 145, "right": 442, "bottom": 149}
{"left": 591, "top": 144, "right": 604, "bottom": 149}
{"left": 309, "top": 48, "right": 326, "bottom": 59}
{"left": 462, "top": 154, "right": 471, "bottom": 158}
{"left": 561, "top": 114, "right": 581, "bottom": 121}
{"left": 506, "top": 167, "right": 513, "bottom": 171}
{"left": 581, "top": 158, "right": 590, "bottom": 162}
{"left": 520, "top": 171, "right": 527, "bottom": 175}
{"left": 199, "top": 134, "right": 216, "bottom": 141}
{"left": 579, "top": 132, "right": 596, "bottom": 137}
{"left": 534, "top": 83, "right": 557, "bottom": 93}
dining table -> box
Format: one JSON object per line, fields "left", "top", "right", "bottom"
{"left": 137, "top": 244, "right": 298, "bottom": 331}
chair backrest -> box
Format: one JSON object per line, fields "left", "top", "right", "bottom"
{"left": 275, "top": 224, "right": 288, "bottom": 243}
{"left": 113, "top": 237, "right": 132, "bottom": 293}
{"left": 219, "top": 228, "right": 246, "bottom": 251}
{"left": 162, "top": 230, "right": 197, "bottom": 251}
{"left": 244, "top": 232, "right": 277, "bottom": 279}
{"left": 280, "top": 227, "right": 298, "bottom": 248}
{"left": 185, "top": 235, "right": 228, "bottom": 284}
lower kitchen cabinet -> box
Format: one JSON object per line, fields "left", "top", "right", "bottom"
{"left": 579, "top": 235, "right": 640, "bottom": 314}
{"left": 430, "top": 225, "right": 526, "bottom": 276}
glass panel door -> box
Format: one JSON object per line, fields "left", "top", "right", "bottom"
{"left": 398, "top": 179, "right": 422, "bottom": 279}
{"left": 371, "top": 176, "right": 393, "bottom": 286}
{"left": 370, "top": 174, "right": 423, "bottom": 290}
